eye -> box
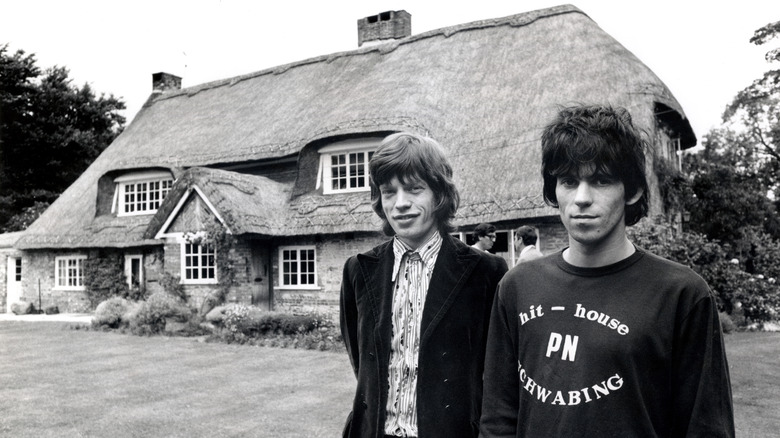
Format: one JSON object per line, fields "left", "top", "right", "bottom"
{"left": 595, "top": 176, "right": 616, "bottom": 186}
{"left": 558, "top": 177, "right": 577, "bottom": 187}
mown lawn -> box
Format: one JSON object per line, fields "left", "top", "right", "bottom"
{"left": 0, "top": 322, "right": 354, "bottom": 437}
{"left": 0, "top": 322, "right": 777, "bottom": 437}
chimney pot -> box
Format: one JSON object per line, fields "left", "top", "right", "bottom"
{"left": 357, "top": 10, "right": 411, "bottom": 47}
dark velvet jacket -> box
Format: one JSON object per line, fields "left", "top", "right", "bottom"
{"left": 340, "top": 233, "right": 508, "bottom": 438}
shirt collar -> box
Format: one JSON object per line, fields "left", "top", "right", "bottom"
{"left": 391, "top": 232, "right": 443, "bottom": 281}
{"left": 521, "top": 244, "right": 535, "bottom": 255}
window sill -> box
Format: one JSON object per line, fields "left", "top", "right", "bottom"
{"left": 180, "top": 280, "right": 219, "bottom": 285}
{"left": 276, "top": 285, "right": 322, "bottom": 291}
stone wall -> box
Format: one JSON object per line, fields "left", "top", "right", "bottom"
{"left": 272, "top": 232, "right": 385, "bottom": 320}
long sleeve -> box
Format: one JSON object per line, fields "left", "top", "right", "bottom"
{"left": 479, "top": 286, "right": 520, "bottom": 438}
{"left": 671, "top": 293, "right": 735, "bottom": 437}
{"left": 339, "top": 257, "right": 360, "bottom": 378}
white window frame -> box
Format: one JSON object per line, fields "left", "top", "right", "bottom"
{"left": 317, "top": 138, "right": 380, "bottom": 194}
{"left": 54, "top": 255, "right": 87, "bottom": 290}
{"left": 278, "top": 246, "right": 318, "bottom": 289}
{"left": 114, "top": 170, "right": 174, "bottom": 216}
{"left": 181, "top": 241, "right": 218, "bottom": 284}
{"left": 124, "top": 254, "right": 143, "bottom": 289}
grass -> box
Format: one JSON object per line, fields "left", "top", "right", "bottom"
{"left": 0, "top": 322, "right": 354, "bottom": 437}
{"left": 0, "top": 323, "right": 777, "bottom": 437}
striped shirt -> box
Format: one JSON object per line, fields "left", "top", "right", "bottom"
{"left": 384, "top": 232, "right": 443, "bottom": 437}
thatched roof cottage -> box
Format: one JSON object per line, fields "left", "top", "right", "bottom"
{"left": 6, "top": 5, "right": 695, "bottom": 314}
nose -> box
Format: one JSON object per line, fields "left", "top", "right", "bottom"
{"left": 395, "top": 188, "right": 412, "bottom": 209}
{"left": 574, "top": 182, "right": 593, "bottom": 206}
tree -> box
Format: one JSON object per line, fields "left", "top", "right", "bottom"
{"left": 0, "top": 44, "right": 125, "bottom": 231}
{"left": 722, "top": 20, "right": 780, "bottom": 193}
{"left": 683, "top": 132, "right": 780, "bottom": 256}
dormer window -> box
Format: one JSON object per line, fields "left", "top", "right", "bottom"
{"left": 113, "top": 170, "right": 174, "bottom": 216}
{"left": 317, "top": 138, "right": 380, "bottom": 194}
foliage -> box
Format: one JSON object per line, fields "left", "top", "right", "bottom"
{"left": 683, "top": 141, "right": 780, "bottom": 250}
{"left": 160, "top": 272, "right": 187, "bottom": 302}
{"left": 0, "top": 44, "right": 126, "bottom": 231}
{"left": 653, "top": 156, "right": 690, "bottom": 218}
{"left": 128, "top": 292, "right": 192, "bottom": 336}
{"left": 92, "top": 297, "right": 131, "bottom": 329}
{"left": 3, "top": 201, "right": 50, "bottom": 231}
{"left": 628, "top": 220, "right": 780, "bottom": 324}
{"left": 719, "top": 20, "right": 780, "bottom": 197}
{"left": 84, "top": 253, "right": 132, "bottom": 309}
{"left": 205, "top": 304, "right": 341, "bottom": 350}
{"left": 187, "top": 220, "right": 237, "bottom": 314}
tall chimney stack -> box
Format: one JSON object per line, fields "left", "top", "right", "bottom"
{"left": 357, "top": 10, "right": 411, "bottom": 47}
{"left": 152, "top": 72, "right": 182, "bottom": 93}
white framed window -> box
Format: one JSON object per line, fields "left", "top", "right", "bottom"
{"left": 278, "top": 246, "right": 317, "bottom": 289}
{"left": 14, "top": 258, "right": 21, "bottom": 282}
{"left": 317, "top": 138, "right": 380, "bottom": 194}
{"left": 181, "top": 242, "right": 217, "bottom": 284}
{"left": 114, "top": 171, "right": 174, "bottom": 216}
{"left": 54, "top": 255, "right": 87, "bottom": 290}
{"left": 125, "top": 254, "right": 143, "bottom": 289}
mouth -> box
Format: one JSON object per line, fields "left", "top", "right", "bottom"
{"left": 393, "top": 214, "right": 418, "bottom": 221}
{"left": 571, "top": 215, "right": 597, "bottom": 220}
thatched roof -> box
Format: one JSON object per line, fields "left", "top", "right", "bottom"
{"left": 18, "top": 4, "right": 694, "bottom": 250}
{"left": 0, "top": 231, "right": 23, "bottom": 249}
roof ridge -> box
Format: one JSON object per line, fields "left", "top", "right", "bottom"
{"left": 151, "top": 4, "right": 585, "bottom": 103}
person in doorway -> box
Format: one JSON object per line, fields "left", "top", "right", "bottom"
{"left": 471, "top": 223, "right": 497, "bottom": 252}
{"left": 513, "top": 225, "right": 543, "bottom": 265}
{"left": 479, "top": 105, "right": 734, "bottom": 437}
{"left": 340, "top": 132, "right": 508, "bottom": 438}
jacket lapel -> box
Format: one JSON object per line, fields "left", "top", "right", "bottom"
{"left": 420, "top": 234, "right": 481, "bottom": 342}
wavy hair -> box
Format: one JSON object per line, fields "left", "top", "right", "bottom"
{"left": 369, "top": 132, "right": 460, "bottom": 236}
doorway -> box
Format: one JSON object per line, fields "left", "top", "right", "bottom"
{"left": 249, "top": 243, "right": 272, "bottom": 310}
{"left": 6, "top": 257, "right": 22, "bottom": 313}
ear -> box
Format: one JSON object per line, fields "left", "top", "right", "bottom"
{"left": 625, "top": 187, "right": 644, "bottom": 206}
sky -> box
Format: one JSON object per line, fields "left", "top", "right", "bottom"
{"left": 2, "top": 0, "right": 778, "bottom": 141}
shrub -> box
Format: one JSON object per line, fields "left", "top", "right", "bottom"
{"left": 93, "top": 297, "right": 131, "bottom": 328}
{"left": 628, "top": 219, "right": 780, "bottom": 324}
{"left": 719, "top": 312, "right": 736, "bottom": 334}
{"left": 84, "top": 252, "right": 147, "bottom": 308}
{"left": 160, "top": 273, "right": 187, "bottom": 302}
{"left": 129, "top": 292, "right": 192, "bottom": 336}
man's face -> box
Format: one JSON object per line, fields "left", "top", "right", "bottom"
{"left": 555, "top": 165, "right": 641, "bottom": 253}
{"left": 480, "top": 233, "right": 496, "bottom": 250}
{"left": 380, "top": 175, "right": 438, "bottom": 249}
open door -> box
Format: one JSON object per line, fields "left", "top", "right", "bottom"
{"left": 6, "top": 257, "right": 22, "bottom": 313}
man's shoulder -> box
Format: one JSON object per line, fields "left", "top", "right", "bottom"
{"left": 636, "top": 247, "right": 710, "bottom": 288}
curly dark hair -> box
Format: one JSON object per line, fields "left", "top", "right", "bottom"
{"left": 540, "top": 105, "right": 649, "bottom": 226}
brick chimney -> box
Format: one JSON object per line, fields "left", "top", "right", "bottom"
{"left": 357, "top": 10, "right": 411, "bottom": 47}
{"left": 152, "top": 72, "right": 182, "bottom": 93}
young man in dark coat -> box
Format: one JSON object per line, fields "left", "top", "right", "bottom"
{"left": 340, "top": 132, "right": 508, "bottom": 438}
{"left": 479, "top": 105, "right": 734, "bottom": 437}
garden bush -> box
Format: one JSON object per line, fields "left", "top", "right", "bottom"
{"left": 628, "top": 219, "right": 780, "bottom": 326}
{"left": 204, "top": 304, "right": 340, "bottom": 349}
{"left": 128, "top": 292, "right": 192, "bottom": 336}
{"left": 93, "top": 297, "right": 131, "bottom": 328}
